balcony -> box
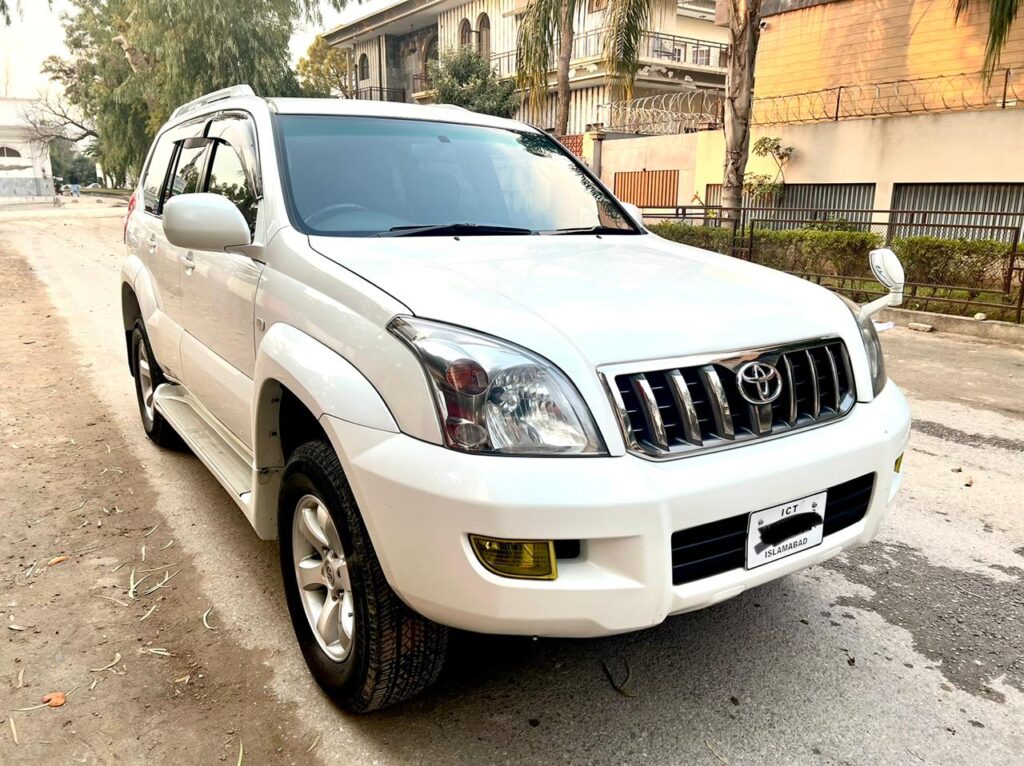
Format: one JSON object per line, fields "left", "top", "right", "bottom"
{"left": 487, "top": 28, "right": 727, "bottom": 85}
{"left": 354, "top": 86, "right": 407, "bottom": 103}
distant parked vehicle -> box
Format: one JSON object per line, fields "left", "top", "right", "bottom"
{"left": 85, "top": 182, "right": 102, "bottom": 189}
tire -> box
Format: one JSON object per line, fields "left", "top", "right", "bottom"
{"left": 130, "top": 321, "right": 181, "bottom": 448}
{"left": 279, "top": 440, "right": 448, "bottom": 712}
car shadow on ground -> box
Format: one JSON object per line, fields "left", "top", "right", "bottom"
{"left": 342, "top": 574, "right": 862, "bottom": 762}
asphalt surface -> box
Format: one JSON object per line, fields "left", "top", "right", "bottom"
{"left": 2, "top": 203, "right": 1022, "bottom": 764}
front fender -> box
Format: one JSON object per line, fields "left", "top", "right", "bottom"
{"left": 252, "top": 323, "right": 398, "bottom": 468}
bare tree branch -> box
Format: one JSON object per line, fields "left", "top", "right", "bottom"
{"left": 18, "top": 96, "right": 99, "bottom": 152}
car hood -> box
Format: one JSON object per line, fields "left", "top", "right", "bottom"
{"left": 309, "top": 233, "right": 858, "bottom": 367}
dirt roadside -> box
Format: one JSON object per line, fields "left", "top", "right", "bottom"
{"left": 0, "top": 248, "right": 321, "bottom": 762}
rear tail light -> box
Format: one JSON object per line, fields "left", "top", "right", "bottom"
{"left": 123, "top": 191, "right": 137, "bottom": 243}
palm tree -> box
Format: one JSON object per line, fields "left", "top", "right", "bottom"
{"left": 517, "top": 0, "right": 652, "bottom": 136}
{"left": 955, "top": 0, "right": 1022, "bottom": 77}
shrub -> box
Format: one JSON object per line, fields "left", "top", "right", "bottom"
{"left": 890, "top": 236, "right": 1009, "bottom": 290}
{"left": 648, "top": 222, "right": 736, "bottom": 255}
{"left": 750, "top": 228, "right": 882, "bottom": 278}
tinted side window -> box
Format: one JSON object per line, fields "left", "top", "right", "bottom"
{"left": 208, "top": 143, "right": 257, "bottom": 233}
{"left": 142, "top": 136, "right": 175, "bottom": 214}
{"left": 164, "top": 142, "right": 208, "bottom": 205}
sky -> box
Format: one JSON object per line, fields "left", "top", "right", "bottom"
{"left": 0, "top": 0, "right": 399, "bottom": 100}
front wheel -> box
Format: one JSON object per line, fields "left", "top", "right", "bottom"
{"left": 279, "top": 440, "right": 448, "bottom": 712}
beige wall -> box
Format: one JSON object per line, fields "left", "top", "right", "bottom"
{"left": 600, "top": 109, "right": 1024, "bottom": 208}
{"left": 675, "top": 14, "right": 728, "bottom": 43}
{"left": 757, "top": 0, "right": 1024, "bottom": 97}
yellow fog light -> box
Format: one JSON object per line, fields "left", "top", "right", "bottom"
{"left": 469, "top": 535, "right": 557, "bottom": 580}
{"left": 894, "top": 453, "right": 904, "bottom": 473}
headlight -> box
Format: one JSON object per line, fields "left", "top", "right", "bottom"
{"left": 839, "top": 295, "right": 887, "bottom": 396}
{"left": 389, "top": 317, "right": 605, "bottom": 455}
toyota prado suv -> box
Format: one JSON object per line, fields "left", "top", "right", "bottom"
{"left": 120, "top": 85, "right": 911, "bottom": 712}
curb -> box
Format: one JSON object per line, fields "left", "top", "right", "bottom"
{"left": 877, "top": 307, "right": 1024, "bottom": 344}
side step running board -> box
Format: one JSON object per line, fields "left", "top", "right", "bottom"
{"left": 153, "top": 383, "right": 253, "bottom": 499}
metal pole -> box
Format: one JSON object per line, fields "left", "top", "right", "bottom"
{"left": 834, "top": 86, "right": 842, "bottom": 121}
{"left": 1002, "top": 68, "right": 1011, "bottom": 109}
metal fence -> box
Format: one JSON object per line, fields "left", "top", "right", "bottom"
{"left": 641, "top": 206, "right": 1024, "bottom": 322}
{"left": 354, "top": 87, "right": 406, "bottom": 103}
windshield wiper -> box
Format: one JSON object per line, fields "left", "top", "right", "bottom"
{"left": 380, "top": 223, "right": 535, "bottom": 237}
{"left": 544, "top": 225, "right": 636, "bottom": 235}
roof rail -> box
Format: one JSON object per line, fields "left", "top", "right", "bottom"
{"left": 170, "top": 84, "right": 256, "bottom": 120}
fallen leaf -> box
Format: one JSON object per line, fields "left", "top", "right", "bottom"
{"left": 42, "top": 692, "right": 66, "bottom": 708}
{"left": 8, "top": 624, "right": 27, "bottom": 631}
{"left": 47, "top": 555, "right": 68, "bottom": 567}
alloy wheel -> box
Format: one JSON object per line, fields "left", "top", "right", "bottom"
{"left": 291, "top": 494, "right": 355, "bottom": 662}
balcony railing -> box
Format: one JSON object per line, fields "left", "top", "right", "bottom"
{"left": 354, "top": 86, "right": 407, "bottom": 103}
{"left": 487, "top": 29, "right": 727, "bottom": 80}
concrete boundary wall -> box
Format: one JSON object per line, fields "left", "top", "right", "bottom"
{"left": 596, "top": 109, "right": 1024, "bottom": 209}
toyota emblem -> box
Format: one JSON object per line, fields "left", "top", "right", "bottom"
{"left": 736, "top": 361, "right": 783, "bottom": 405}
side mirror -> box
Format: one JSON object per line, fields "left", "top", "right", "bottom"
{"left": 621, "top": 202, "right": 646, "bottom": 229}
{"left": 163, "top": 193, "right": 251, "bottom": 251}
{"left": 859, "top": 248, "right": 905, "bottom": 319}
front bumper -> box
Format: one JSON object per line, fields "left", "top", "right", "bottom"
{"left": 321, "top": 382, "right": 910, "bottom": 638}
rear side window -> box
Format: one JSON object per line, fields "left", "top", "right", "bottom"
{"left": 164, "top": 141, "right": 208, "bottom": 203}
{"left": 142, "top": 136, "right": 175, "bottom": 214}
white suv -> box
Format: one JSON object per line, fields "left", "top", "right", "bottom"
{"left": 121, "top": 85, "right": 911, "bottom": 712}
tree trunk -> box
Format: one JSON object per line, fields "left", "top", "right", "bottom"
{"left": 555, "top": 0, "right": 575, "bottom": 136}
{"left": 722, "top": 0, "right": 762, "bottom": 226}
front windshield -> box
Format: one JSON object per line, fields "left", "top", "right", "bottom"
{"left": 276, "top": 114, "right": 637, "bottom": 236}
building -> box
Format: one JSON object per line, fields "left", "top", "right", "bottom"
{"left": 0, "top": 98, "right": 54, "bottom": 202}
{"left": 597, "top": 0, "right": 1024, "bottom": 216}
{"left": 323, "top": 0, "right": 728, "bottom": 134}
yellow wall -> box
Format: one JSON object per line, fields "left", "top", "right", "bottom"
{"left": 756, "top": 0, "right": 1024, "bottom": 97}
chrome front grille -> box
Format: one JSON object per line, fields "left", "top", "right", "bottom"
{"left": 604, "top": 339, "right": 856, "bottom": 459}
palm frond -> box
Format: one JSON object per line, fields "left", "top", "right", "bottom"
{"left": 516, "top": 0, "right": 566, "bottom": 113}
{"left": 603, "top": 0, "right": 653, "bottom": 100}
{"left": 955, "top": 0, "right": 1022, "bottom": 78}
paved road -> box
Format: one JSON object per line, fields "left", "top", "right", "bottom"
{"left": 2, "top": 204, "right": 1022, "bottom": 764}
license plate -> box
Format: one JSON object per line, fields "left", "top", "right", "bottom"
{"left": 745, "top": 491, "right": 827, "bottom": 570}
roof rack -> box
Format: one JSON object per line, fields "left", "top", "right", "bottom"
{"left": 170, "top": 85, "right": 256, "bottom": 120}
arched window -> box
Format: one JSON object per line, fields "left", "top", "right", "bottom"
{"left": 0, "top": 146, "right": 22, "bottom": 158}
{"left": 459, "top": 18, "right": 473, "bottom": 48}
{"left": 358, "top": 53, "right": 370, "bottom": 81}
{"left": 477, "top": 14, "right": 491, "bottom": 59}
{"left": 423, "top": 35, "right": 439, "bottom": 76}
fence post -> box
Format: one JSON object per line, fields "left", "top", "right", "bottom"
{"left": 834, "top": 86, "right": 843, "bottom": 121}
{"left": 1002, "top": 69, "right": 1011, "bottom": 109}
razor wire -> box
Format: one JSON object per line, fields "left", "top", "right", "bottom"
{"left": 600, "top": 70, "right": 1021, "bottom": 135}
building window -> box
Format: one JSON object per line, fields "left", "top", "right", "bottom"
{"left": 358, "top": 53, "right": 370, "bottom": 82}
{"left": 477, "top": 14, "right": 491, "bottom": 59}
{"left": 423, "top": 35, "right": 438, "bottom": 75}
{"left": 692, "top": 46, "right": 711, "bottom": 66}
{"left": 588, "top": 0, "right": 608, "bottom": 11}
{"left": 0, "top": 146, "right": 22, "bottom": 158}
{"left": 459, "top": 18, "right": 473, "bottom": 48}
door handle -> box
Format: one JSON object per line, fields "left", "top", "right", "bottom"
{"left": 180, "top": 252, "right": 195, "bottom": 274}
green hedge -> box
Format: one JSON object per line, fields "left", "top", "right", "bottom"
{"left": 890, "top": 236, "right": 1009, "bottom": 289}
{"left": 647, "top": 222, "right": 736, "bottom": 255}
{"left": 650, "top": 223, "right": 1011, "bottom": 291}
